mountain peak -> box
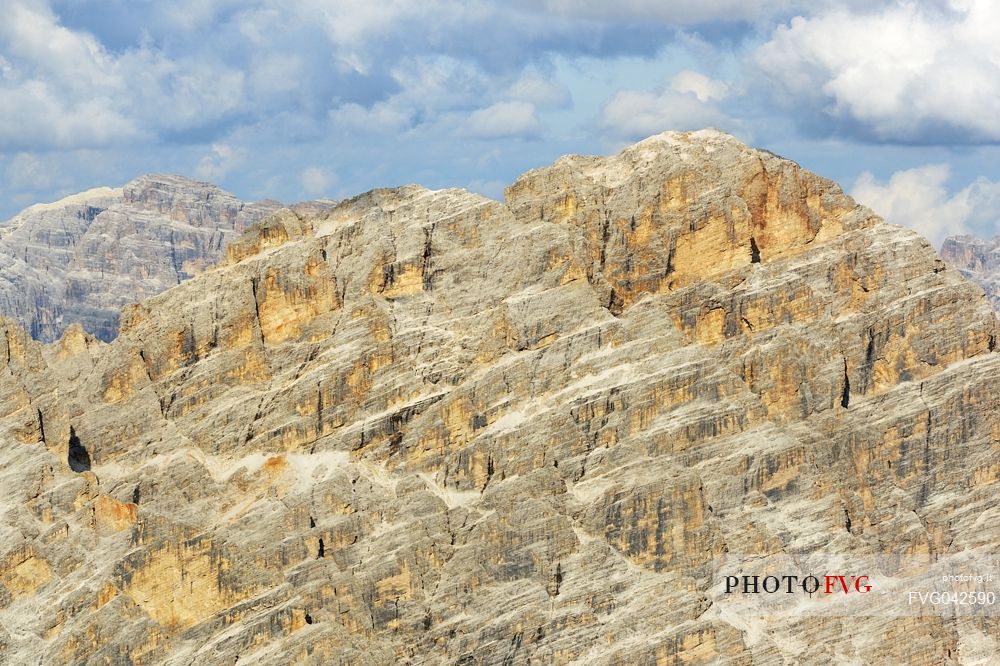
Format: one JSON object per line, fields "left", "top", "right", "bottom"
{"left": 1, "top": 186, "right": 122, "bottom": 237}
{"left": 14, "top": 185, "right": 122, "bottom": 216}
{"left": 1, "top": 133, "right": 999, "bottom": 663}
{"left": 122, "top": 173, "right": 235, "bottom": 201}
{"left": 126, "top": 173, "right": 220, "bottom": 188}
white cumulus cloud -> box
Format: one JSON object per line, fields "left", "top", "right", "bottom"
{"left": 331, "top": 101, "right": 414, "bottom": 133}
{"left": 850, "top": 164, "right": 1000, "bottom": 246}
{"left": 195, "top": 143, "right": 241, "bottom": 182}
{"left": 506, "top": 72, "right": 570, "bottom": 108}
{"left": 755, "top": 1, "right": 1000, "bottom": 143}
{"left": 524, "top": 0, "right": 804, "bottom": 24}
{"left": 601, "top": 70, "right": 735, "bottom": 140}
{"left": 300, "top": 166, "right": 335, "bottom": 196}
{"left": 4, "top": 151, "right": 57, "bottom": 191}
{"left": 463, "top": 100, "right": 539, "bottom": 139}
{"left": 0, "top": 0, "right": 247, "bottom": 149}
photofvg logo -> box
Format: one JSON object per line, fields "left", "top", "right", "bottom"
{"left": 711, "top": 552, "right": 1000, "bottom": 617}
{"left": 724, "top": 573, "right": 871, "bottom": 595}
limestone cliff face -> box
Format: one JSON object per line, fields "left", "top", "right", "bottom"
{"left": 1, "top": 130, "right": 999, "bottom": 664}
{"left": 940, "top": 234, "right": 1000, "bottom": 310}
{"left": 0, "top": 175, "right": 287, "bottom": 342}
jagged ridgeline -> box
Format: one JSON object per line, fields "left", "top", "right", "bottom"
{"left": 1, "top": 130, "right": 999, "bottom": 664}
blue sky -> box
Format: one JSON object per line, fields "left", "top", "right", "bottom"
{"left": 3, "top": 0, "right": 1000, "bottom": 245}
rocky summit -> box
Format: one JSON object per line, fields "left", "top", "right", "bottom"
{"left": 2, "top": 130, "right": 1000, "bottom": 665}
{"left": 0, "top": 175, "right": 287, "bottom": 342}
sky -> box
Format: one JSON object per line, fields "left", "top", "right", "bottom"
{"left": 3, "top": 0, "right": 1000, "bottom": 246}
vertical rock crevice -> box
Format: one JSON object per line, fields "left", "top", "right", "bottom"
{"left": 840, "top": 359, "right": 850, "bottom": 409}
{"left": 67, "top": 427, "right": 91, "bottom": 473}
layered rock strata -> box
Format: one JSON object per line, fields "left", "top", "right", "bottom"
{"left": 1, "top": 130, "right": 999, "bottom": 664}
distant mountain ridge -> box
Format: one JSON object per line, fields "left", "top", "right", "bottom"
{"left": 0, "top": 175, "right": 316, "bottom": 342}
{"left": 939, "top": 234, "right": 1000, "bottom": 310}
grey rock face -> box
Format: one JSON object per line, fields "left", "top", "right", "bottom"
{"left": 940, "top": 234, "right": 1000, "bottom": 310}
{"left": 1, "top": 131, "right": 1000, "bottom": 664}
{"left": 0, "top": 175, "right": 284, "bottom": 342}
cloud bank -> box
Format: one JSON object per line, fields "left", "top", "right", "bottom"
{"left": 0, "top": 0, "right": 999, "bottom": 248}
{"left": 755, "top": 1, "right": 1000, "bottom": 143}
{"left": 852, "top": 164, "right": 1000, "bottom": 245}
